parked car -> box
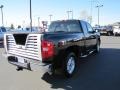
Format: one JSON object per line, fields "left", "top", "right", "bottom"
{"left": 4, "top": 20, "right": 100, "bottom": 78}
{"left": 100, "top": 26, "right": 113, "bottom": 36}
{"left": 113, "top": 26, "right": 120, "bottom": 36}
{"left": 93, "top": 26, "right": 101, "bottom": 33}
{"left": 0, "top": 27, "right": 6, "bottom": 46}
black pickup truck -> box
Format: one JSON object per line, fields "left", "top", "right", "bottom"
{"left": 4, "top": 20, "right": 100, "bottom": 78}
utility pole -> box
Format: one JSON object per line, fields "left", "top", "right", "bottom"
{"left": 67, "top": 11, "right": 69, "bottom": 19}
{"left": 30, "top": 0, "right": 32, "bottom": 32}
{"left": 96, "top": 5, "right": 103, "bottom": 26}
{"left": 67, "top": 10, "right": 73, "bottom": 19}
{"left": 38, "top": 17, "right": 40, "bottom": 27}
{"left": 90, "top": 0, "right": 94, "bottom": 24}
{"left": 90, "top": 0, "right": 99, "bottom": 24}
{"left": 72, "top": 10, "right": 73, "bottom": 19}
{"left": 49, "top": 14, "right": 53, "bottom": 23}
{"left": 0, "top": 5, "right": 4, "bottom": 26}
{"left": 22, "top": 20, "right": 25, "bottom": 28}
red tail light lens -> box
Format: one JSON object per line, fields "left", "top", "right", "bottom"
{"left": 41, "top": 40, "right": 54, "bottom": 60}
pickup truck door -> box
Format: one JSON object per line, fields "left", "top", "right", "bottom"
{"left": 81, "top": 21, "right": 97, "bottom": 50}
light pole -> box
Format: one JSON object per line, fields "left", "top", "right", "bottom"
{"left": 67, "top": 11, "right": 69, "bottom": 19}
{"left": 22, "top": 20, "right": 25, "bottom": 28}
{"left": 38, "top": 17, "right": 40, "bottom": 27}
{"left": 96, "top": 5, "right": 103, "bottom": 26}
{"left": 49, "top": 14, "right": 53, "bottom": 23}
{"left": 30, "top": 0, "right": 32, "bottom": 32}
{"left": 90, "top": 0, "right": 94, "bottom": 24}
{"left": 67, "top": 10, "right": 73, "bottom": 19}
{"left": 0, "top": 5, "right": 4, "bottom": 26}
{"left": 89, "top": 0, "right": 97, "bottom": 24}
{"left": 71, "top": 10, "right": 73, "bottom": 19}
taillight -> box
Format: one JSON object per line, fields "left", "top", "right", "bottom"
{"left": 41, "top": 40, "right": 55, "bottom": 60}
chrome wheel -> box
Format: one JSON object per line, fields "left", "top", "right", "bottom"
{"left": 67, "top": 56, "right": 75, "bottom": 74}
{"left": 62, "top": 52, "right": 77, "bottom": 78}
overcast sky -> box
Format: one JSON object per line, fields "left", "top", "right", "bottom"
{"left": 0, "top": 0, "right": 120, "bottom": 27}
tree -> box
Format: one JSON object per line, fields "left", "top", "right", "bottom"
{"left": 80, "top": 10, "right": 91, "bottom": 22}
{"left": 18, "top": 25, "right": 21, "bottom": 29}
{"left": 10, "top": 24, "right": 14, "bottom": 29}
{"left": 87, "top": 16, "right": 92, "bottom": 24}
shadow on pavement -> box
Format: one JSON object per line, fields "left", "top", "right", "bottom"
{"left": 41, "top": 48, "right": 120, "bottom": 90}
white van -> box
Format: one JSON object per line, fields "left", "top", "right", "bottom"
{"left": 113, "top": 26, "right": 120, "bottom": 36}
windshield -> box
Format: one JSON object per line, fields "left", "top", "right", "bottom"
{"left": 48, "top": 20, "right": 82, "bottom": 32}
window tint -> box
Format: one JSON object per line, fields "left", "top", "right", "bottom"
{"left": 48, "top": 20, "right": 82, "bottom": 32}
{"left": 80, "top": 21, "right": 88, "bottom": 33}
{"left": 67, "top": 21, "right": 82, "bottom": 32}
{"left": 55, "top": 24, "right": 67, "bottom": 32}
{"left": 86, "top": 23, "right": 93, "bottom": 32}
{"left": 48, "top": 22, "right": 68, "bottom": 32}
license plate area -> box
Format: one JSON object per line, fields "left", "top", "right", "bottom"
{"left": 17, "top": 57, "right": 25, "bottom": 63}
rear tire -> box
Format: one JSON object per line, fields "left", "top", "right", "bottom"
{"left": 62, "top": 52, "right": 77, "bottom": 78}
{"left": 107, "top": 32, "right": 111, "bottom": 36}
{"left": 114, "top": 33, "right": 117, "bottom": 36}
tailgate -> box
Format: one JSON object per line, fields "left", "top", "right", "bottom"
{"left": 4, "top": 34, "right": 43, "bottom": 61}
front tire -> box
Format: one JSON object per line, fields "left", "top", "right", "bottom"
{"left": 62, "top": 52, "right": 77, "bottom": 78}
{"left": 95, "top": 40, "right": 100, "bottom": 53}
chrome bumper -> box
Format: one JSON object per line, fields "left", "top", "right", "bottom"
{"left": 7, "top": 56, "right": 52, "bottom": 71}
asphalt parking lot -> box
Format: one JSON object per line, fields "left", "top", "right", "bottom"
{"left": 0, "top": 36, "right": 120, "bottom": 90}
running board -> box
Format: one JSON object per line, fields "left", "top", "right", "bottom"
{"left": 81, "top": 50, "right": 95, "bottom": 58}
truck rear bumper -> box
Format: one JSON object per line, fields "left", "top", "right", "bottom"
{"left": 8, "top": 56, "right": 31, "bottom": 70}
{"left": 7, "top": 55, "right": 52, "bottom": 72}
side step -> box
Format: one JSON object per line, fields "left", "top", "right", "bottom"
{"left": 80, "top": 50, "right": 95, "bottom": 58}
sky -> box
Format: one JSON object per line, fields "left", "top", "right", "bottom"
{"left": 0, "top": 0, "right": 120, "bottom": 27}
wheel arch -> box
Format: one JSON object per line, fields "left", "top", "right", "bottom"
{"left": 64, "top": 45, "right": 82, "bottom": 58}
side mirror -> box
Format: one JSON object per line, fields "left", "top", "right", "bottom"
{"left": 95, "top": 29, "right": 99, "bottom": 32}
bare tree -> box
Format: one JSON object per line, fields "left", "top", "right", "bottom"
{"left": 79, "top": 10, "right": 91, "bottom": 23}
{"left": 80, "top": 10, "right": 88, "bottom": 20}
{"left": 10, "top": 24, "right": 14, "bottom": 29}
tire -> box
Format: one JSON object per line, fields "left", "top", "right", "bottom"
{"left": 62, "top": 52, "right": 77, "bottom": 78}
{"left": 114, "top": 33, "right": 117, "bottom": 36}
{"left": 107, "top": 32, "right": 111, "bottom": 36}
{"left": 95, "top": 40, "right": 100, "bottom": 53}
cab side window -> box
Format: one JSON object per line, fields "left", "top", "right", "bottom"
{"left": 86, "top": 23, "right": 94, "bottom": 33}
{"left": 80, "top": 21, "right": 88, "bottom": 34}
